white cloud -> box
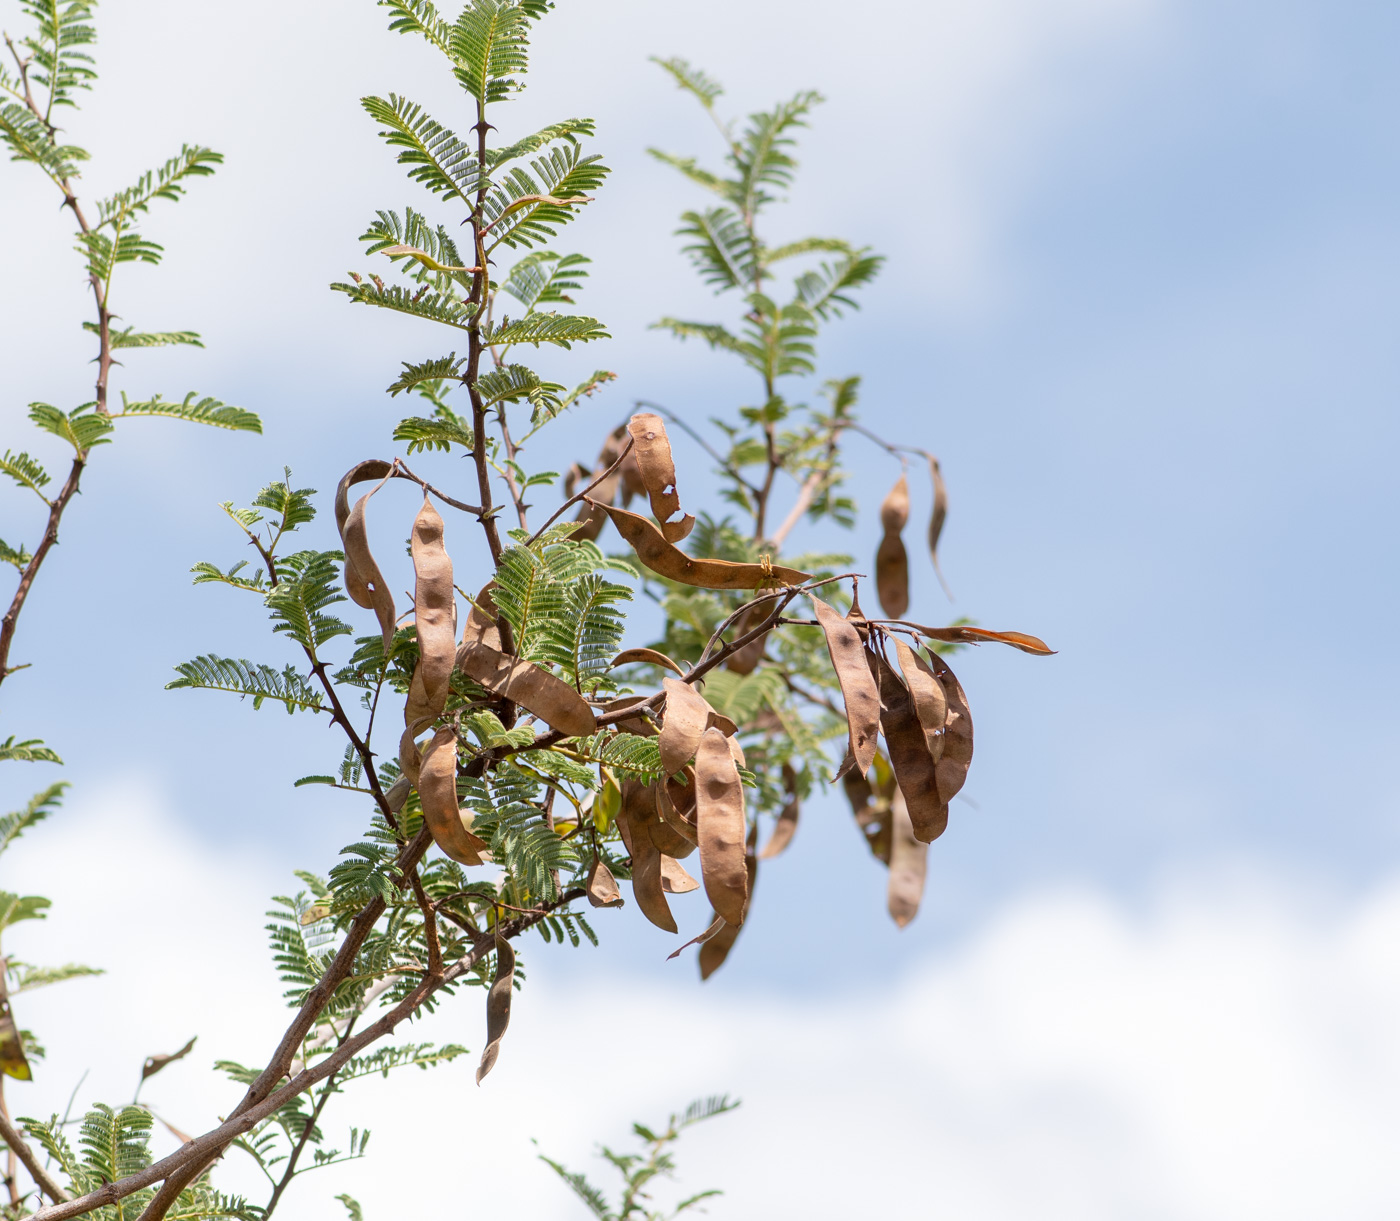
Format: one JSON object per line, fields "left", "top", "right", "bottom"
{"left": 9, "top": 785, "right": 1400, "bottom": 1220}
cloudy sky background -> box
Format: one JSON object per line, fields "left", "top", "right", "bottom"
{"left": 3, "top": 0, "right": 1400, "bottom": 1216}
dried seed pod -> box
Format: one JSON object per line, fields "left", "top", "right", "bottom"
{"left": 404, "top": 496, "right": 457, "bottom": 731}
{"left": 876, "top": 474, "right": 911, "bottom": 619}
{"left": 598, "top": 503, "right": 809, "bottom": 589}
{"left": 699, "top": 822, "right": 758, "bottom": 980}
{"left": 0, "top": 966, "right": 31, "bottom": 1081}
{"left": 726, "top": 732, "right": 746, "bottom": 768}
{"left": 927, "top": 455, "right": 949, "bottom": 593}
{"left": 627, "top": 412, "right": 696, "bottom": 542}
{"left": 811, "top": 595, "right": 880, "bottom": 780}
{"left": 455, "top": 639, "right": 596, "bottom": 738}
{"left": 724, "top": 602, "right": 770, "bottom": 675}
{"left": 893, "top": 638, "right": 948, "bottom": 765}
{"left": 335, "top": 460, "right": 398, "bottom": 654}
{"left": 695, "top": 726, "right": 748, "bottom": 927}
{"left": 871, "top": 644, "right": 948, "bottom": 844}
{"left": 659, "top": 677, "right": 713, "bottom": 775}
{"left": 666, "top": 767, "right": 697, "bottom": 818}
{"left": 760, "top": 763, "right": 800, "bottom": 859}
{"left": 476, "top": 934, "right": 515, "bottom": 1083}
{"left": 603, "top": 695, "right": 657, "bottom": 737}
{"left": 656, "top": 777, "right": 699, "bottom": 845}
{"left": 708, "top": 710, "right": 740, "bottom": 739}
{"left": 887, "top": 787, "right": 928, "bottom": 928}
{"left": 647, "top": 782, "right": 697, "bottom": 859}
{"left": 610, "top": 647, "right": 685, "bottom": 676}
{"left": 929, "top": 653, "right": 974, "bottom": 804}
{"left": 892, "top": 621, "right": 1055, "bottom": 655}
{"left": 586, "top": 857, "right": 624, "bottom": 908}
{"left": 660, "top": 855, "right": 699, "bottom": 893}
{"left": 619, "top": 779, "right": 677, "bottom": 933}
{"left": 418, "top": 727, "right": 488, "bottom": 865}
{"left": 570, "top": 424, "right": 629, "bottom": 540}
{"left": 461, "top": 582, "right": 503, "bottom": 651}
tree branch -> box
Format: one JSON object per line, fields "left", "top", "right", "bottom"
{"left": 0, "top": 1106, "right": 69, "bottom": 1205}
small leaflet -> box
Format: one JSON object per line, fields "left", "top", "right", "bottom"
{"left": 476, "top": 934, "right": 516, "bottom": 1084}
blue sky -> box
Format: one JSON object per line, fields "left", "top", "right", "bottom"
{"left": 3, "top": 0, "right": 1399, "bottom": 1215}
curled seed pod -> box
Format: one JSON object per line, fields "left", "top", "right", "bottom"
{"left": 871, "top": 644, "right": 948, "bottom": 844}
{"left": 476, "top": 934, "right": 515, "bottom": 1084}
{"left": 598, "top": 503, "right": 809, "bottom": 589}
{"left": 603, "top": 695, "right": 657, "bottom": 737}
{"left": 666, "top": 767, "right": 697, "bottom": 818}
{"left": 619, "top": 779, "right": 676, "bottom": 933}
{"left": 876, "top": 474, "right": 911, "bottom": 619}
{"left": 659, "top": 677, "right": 713, "bottom": 775}
{"left": 610, "top": 647, "right": 685, "bottom": 676}
{"left": 892, "top": 622, "right": 1055, "bottom": 655}
{"left": 647, "top": 782, "right": 697, "bottom": 858}
{"left": 460, "top": 582, "right": 502, "bottom": 651}
{"left": 708, "top": 710, "right": 740, "bottom": 739}
{"left": 404, "top": 496, "right": 457, "bottom": 731}
{"left": 0, "top": 968, "right": 32, "bottom": 1081}
{"left": 571, "top": 425, "right": 629, "bottom": 540}
{"left": 725, "top": 603, "right": 770, "bottom": 675}
{"left": 887, "top": 786, "right": 929, "bottom": 928}
{"left": 695, "top": 726, "right": 748, "bottom": 927}
{"left": 627, "top": 413, "right": 696, "bottom": 542}
{"left": 418, "top": 727, "right": 488, "bottom": 865}
{"left": 893, "top": 638, "right": 948, "bottom": 765}
{"left": 699, "top": 822, "right": 758, "bottom": 980}
{"left": 930, "top": 652, "right": 974, "bottom": 804}
{"left": 927, "top": 455, "right": 949, "bottom": 594}
{"left": 760, "top": 763, "right": 801, "bottom": 859}
{"left": 586, "top": 857, "right": 624, "bottom": 908}
{"left": 811, "top": 595, "right": 880, "bottom": 780}
{"left": 455, "top": 640, "right": 596, "bottom": 738}
{"left": 726, "top": 732, "right": 747, "bottom": 768}
{"left": 398, "top": 715, "right": 435, "bottom": 786}
{"left": 656, "top": 777, "right": 699, "bottom": 845}
{"left": 336, "top": 460, "right": 398, "bottom": 654}
{"left": 660, "top": 855, "right": 699, "bottom": 893}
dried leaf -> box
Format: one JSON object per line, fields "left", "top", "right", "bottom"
{"left": 586, "top": 857, "right": 624, "bottom": 908}
{"left": 760, "top": 763, "right": 800, "bottom": 859}
{"left": 611, "top": 647, "right": 685, "bottom": 676}
{"left": 699, "top": 823, "right": 758, "bottom": 980}
{"left": 141, "top": 1036, "right": 197, "bottom": 1081}
{"left": 618, "top": 779, "right": 676, "bottom": 932}
{"left": 0, "top": 967, "right": 31, "bottom": 1082}
{"left": 695, "top": 726, "right": 748, "bottom": 927}
{"left": 598, "top": 503, "right": 809, "bottom": 589}
{"left": 930, "top": 652, "right": 974, "bottom": 804}
{"left": 404, "top": 496, "right": 457, "bottom": 730}
{"left": 659, "top": 677, "right": 713, "bottom": 775}
{"left": 893, "top": 622, "right": 1055, "bottom": 655}
{"left": 871, "top": 645, "right": 948, "bottom": 844}
{"left": 455, "top": 640, "right": 596, "bottom": 737}
{"left": 893, "top": 639, "right": 948, "bottom": 765}
{"left": 660, "top": 855, "right": 699, "bottom": 893}
{"left": 476, "top": 934, "right": 515, "bottom": 1083}
{"left": 335, "top": 460, "right": 397, "bottom": 653}
{"left": 811, "top": 595, "right": 880, "bottom": 780}
{"left": 419, "top": 727, "right": 488, "bottom": 865}
{"left": 627, "top": 412, "right": 696, "bottom": 542}
{"left": 887, "top": 787, "right": 929, "bottom": 928}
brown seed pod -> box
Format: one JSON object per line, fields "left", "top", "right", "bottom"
{"left": 455, "top": 639, "right": 596, "bottom": 738}
{"left": 760, "top": 763, "right": 800, "bottom": 859}
{"left": 570, "top": 424, "right": 629, "bottom": 540}
{"left": 928, "top": 455, "right": 949, "bottom": 594}
{"left": 887, "top": 786, "right": 929, "bottom": 928}
{"left": 598, "top": 503, "right": 809, "bottom": 589}
{"left": 698, "top": 821, "right": 758, "bottom": 980}
{"left": 627, "top": 413, "right": 696, "bottom": 543}
{"left": 660, "top": 855, "right": 699, "bottom": 893}
{"left": 811, "top": 595, "right": 881, "bottom": 780}
{"left": 666, "top": 767, "right": 697, "bottom": 818}
{"left": 646, "top": 781, "right": 697, "bottom": 859}
{"left": 844, "top": 764, "right": 892, "bottom": 865}
{"left": 619, "top": 778, "right": 677, "bottom": 933}
{"left": 585, "top": 857, "right": 624, "bottom": 908}
{"left": 708, "top": 710, "right": 740, "bottom": 739}
{"left": 403, "top": 496, "right": 457, "bottom": 733}
{"left": 603, "top": 695, "right": 657, "bottom": 737}
{"left": 656, "top": 777, "right": 699, "bottom": 845}
{"left": 695, "top": 726, "right": 748, "bottom": 927}
{"left": 659, "top": 677, "right": 713, "bottom": 775}
{"left": 460, "top": 582, "right": 503, "bottom": 651}
{"left": 335, "top": 460, "right": 398, "bottom": 655}
{"left": 417, "top": 727, "right": 488, "bottom": 866}
{"left": 871, "top": 644, "right": 948, "bottom": 844}
{"left": 610, "top": 647, "right": 685, "bottom": 676}
{"left": 929, "top": 652, "right": 974, "bottom": 804}
{"left": 0, "top": 967, "right": 31, "bottom": 1081}
{"left": 893, "top": 638, "right": 948, "bottom": 765}
{"left": 876, "top": 474, "right": 911, "bottom": 619}
{"left": 476, "top": 934, "right": 515, "bottom": 1084}
{"left": 724, "top": 603, "right": 770, "bottom": 675}
{"left": 889, "top": 621, "right": 1054, "bottom": 655}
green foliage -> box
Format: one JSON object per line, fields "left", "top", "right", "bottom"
{"left": 265, "top": 550, "right": 352, "bottom": 654}
{"left": 0, "top": 448, "right": 51, "bottom": 497}
{"left": 166, "top": 655, "right": 326, "bottom": 713}
{"left": 115, "top": 391, "right": 262, "bottom": 433}
{"left": 28, "top": 401, "right": 112, "bottom": 451}
{"left": 0, "top": 783, "right": 67, "bottom": 856}
{"left": 0, "top": 536, "right": 34, "bottom": 569}
{"left": 0, "top": 735, "right": 61, "bottom": 763}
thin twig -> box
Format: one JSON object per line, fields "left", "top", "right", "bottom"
{"left": 635, "top": 401, "right": 757, "bottom": 494}
{"left": 526, "top": 436, "right": 634, "bottom": 545}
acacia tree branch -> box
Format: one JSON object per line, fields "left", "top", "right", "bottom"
{"left": 526, "top": 436, "right": 634, "bottom": 545}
